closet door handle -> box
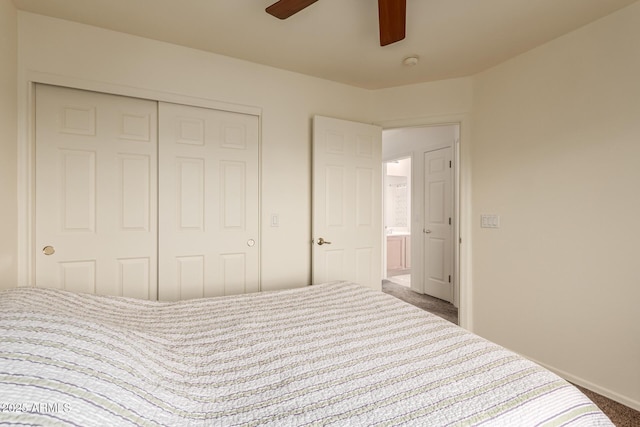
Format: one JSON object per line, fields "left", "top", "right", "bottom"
{"left": 317, "top": 238, "right": 332, "bottom": 245}
{"left": 423, "top": 229, "right": 432, "bottom": 234}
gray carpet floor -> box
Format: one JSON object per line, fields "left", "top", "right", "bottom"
{"left": 574, "top": 384, "right": 640, "bottom": 427}
{"left": 381, "top": 279, "right": 458, "bottom": 324}
{"left": 381, "top": 280, "right": 639, "bottom": 426}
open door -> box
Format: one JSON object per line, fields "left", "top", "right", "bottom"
{"left": 422, "top": 146, "right": 454, "bottom": 302}
{"left": 312, "top": 116, "right": 382, "bottom": 290}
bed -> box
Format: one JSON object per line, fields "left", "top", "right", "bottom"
{"left": 0, "top": 281, "right": 612, "bottom": 426}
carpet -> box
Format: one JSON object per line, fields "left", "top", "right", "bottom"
{"left": 382, "top": 279, "right": 458, "bottom": 324}
{"left": 574, "top": 384, "right": 640, "bottom": 427}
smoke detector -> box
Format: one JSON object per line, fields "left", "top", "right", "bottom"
{"left": 402, "top": 55, "right": 419, "bottom": 66}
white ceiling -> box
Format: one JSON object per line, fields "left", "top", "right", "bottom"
{"left": 12, "top": 0, "right": 639, "bottom": 89}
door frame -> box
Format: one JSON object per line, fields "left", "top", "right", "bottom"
{"left": 17, "top": 72, "right": 262, "bottom": 291}
{"left": 383, "top": 128, "right": 456, "bottom": 303}
{"left": 378, "top": 115, "right": 472, "bottom": 330}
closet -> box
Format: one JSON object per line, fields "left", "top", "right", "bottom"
{"left": 34, "top": 84, "right": 259, "bottom": 300}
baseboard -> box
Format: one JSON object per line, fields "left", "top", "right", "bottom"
{"left": 527, "top": 356, "right": 640, "bottom": 412}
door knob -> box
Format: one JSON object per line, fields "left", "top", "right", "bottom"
{"left": 42, "top": 246, "right": 55, "bottom": 255}
{"left": 423, "top": 229, "right": 432, "bottom": 234}
{"left": 317, "top": 238, "right": 332, "bottom": 245}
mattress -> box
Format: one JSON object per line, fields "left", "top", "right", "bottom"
{"left": 0, "top": 281, "right": 612, "bottom": 426}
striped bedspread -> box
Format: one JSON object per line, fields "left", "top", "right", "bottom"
{"left": 0, "top": 282, "right": 612, "bottom": 426}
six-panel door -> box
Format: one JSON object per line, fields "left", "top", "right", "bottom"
{"left": 422, "top": 147, "right": 453, "bottom": 302}
{"left": 157, "top": 102, "right": 260, "bottom": 301}
{"left": 312, "top": 115, "right": 382, "bottom": 290}
{"left": 35, "top": 84, "right": 159, "bottom": 298}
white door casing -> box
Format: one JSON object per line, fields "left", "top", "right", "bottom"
{"left": 35, "top": 84, "right": 158, "bottom": 299}
{"left": 423, "top": 147, "right": 453, "bottom": 302}
{"left": 312, "top": 115, "right": 382, "bottom": 290}
{"left": 158, "top": 102, "right": 260, "bottom": 301}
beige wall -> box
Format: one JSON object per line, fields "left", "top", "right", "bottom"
{"left": 471, "top": 2, "right": 640, "bottom": 409}
{"left": 16, "top": 13, "right": 473, "bottom": 293}
{"left": 0, "top": 0, "right": 17, "bottom": 290}
{"left": 372, "top": 77, "right": 473, "bottom": 124}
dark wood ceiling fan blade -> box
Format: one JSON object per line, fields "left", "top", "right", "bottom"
{"left": 378, "top": 0, "right": 406, "bottom": 46}
{"left": 266, "top": 0, "right": 319, "bottom": 19}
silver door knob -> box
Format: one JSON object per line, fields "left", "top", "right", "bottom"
{"left": 317, "top": 238, "right": 332, "bottom": 245}
{"left": 423, "top": 229, "right": 432, "bottom": 234}
{"left": 42, "top": 246, "right": 55, "bottom": 256}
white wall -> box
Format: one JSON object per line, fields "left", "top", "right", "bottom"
{"left": 17, "top": 12, "right": 374, "bottom": 292}
{"left": 471, "top": 2, "right": 640, "bottom": 409}
{"left": 0, "top": 0, "right": 17, "bottom": 290}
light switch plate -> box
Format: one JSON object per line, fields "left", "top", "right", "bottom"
{"left": 481, "top": 214, "right": 500, "bottom": 228}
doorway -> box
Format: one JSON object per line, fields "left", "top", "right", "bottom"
{"left": 384, "top": 157, "right": 412, "bottom": 288}
{"left": 382, "top": 124, "right": 459, "bottom": 311}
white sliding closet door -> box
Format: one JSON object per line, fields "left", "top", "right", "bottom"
{"left": 35, "top": 84, "right": 158, "bottom": 299}
{"left": 158, "top": 102, "right": 260, "bottom": 301}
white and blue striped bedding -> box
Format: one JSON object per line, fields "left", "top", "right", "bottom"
{"left": 0, "top": 281, "right": 612, "bottom": 426}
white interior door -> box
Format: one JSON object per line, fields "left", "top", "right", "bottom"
{"left": 158, "top": 102, "right": 260, "bottom": 301}
{"left": 35, "top": 84, "right": 158, "bottom": 298}
{"left": 423, "top": 147, "right": 453, "bottom": 301}
{"left": 312, "top": 115, "right": 382, "bottom": 290}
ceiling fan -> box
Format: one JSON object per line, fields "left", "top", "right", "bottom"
{"left": 266, "top": 0, "right": 406, "bottom": 46}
